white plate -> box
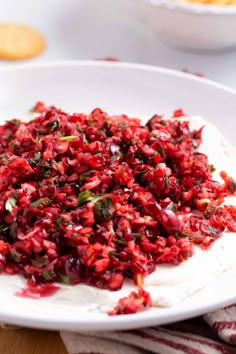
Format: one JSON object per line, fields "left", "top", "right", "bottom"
{"left": 1, "top": 61, "right": 236, "bottom": 331}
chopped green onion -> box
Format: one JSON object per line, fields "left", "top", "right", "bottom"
{"left": 42, "top": 269, "right": 56, "bottom": 281}
{"left": 116, "top": 240, "right": 126, "bottom": 246}
{"left": 60, "top": 274, "right": 71, "bottom": 284}
{"left": 78, "top": 190, "right": 92, "bottom": 205}
{"left": 30, "top": 197, "right": 52, "bottom": 208}
{"left": 8, "top": 119, "right": 20, "bottom": 127}
{"left": 94, "top": 197, "right": 114, "bottom": 221}
{"left": 164, "top": 174, "right": 169, "bottom": 188}
{"left": 58, "top": 136, "right": 77, "bottom": 141}
{"left": 133, "top": 233, "right": 142, "bottom": 239}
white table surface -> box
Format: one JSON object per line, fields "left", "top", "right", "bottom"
{"left": 0, "top": 0, "right": 236, "bottom": 89}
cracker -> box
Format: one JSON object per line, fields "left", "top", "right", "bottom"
{"left": 0, "top": 23, "right": 45, "bottom": 60}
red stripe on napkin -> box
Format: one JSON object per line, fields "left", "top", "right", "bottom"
{"left": 130, "top": 329, "right": 205, "bottom": 354}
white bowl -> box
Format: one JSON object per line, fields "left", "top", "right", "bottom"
{"left": 1, "top": 61, "right": 236, "bottom": 331}
{"left": 136, "top": 0, "right": 236, "bottom": 52}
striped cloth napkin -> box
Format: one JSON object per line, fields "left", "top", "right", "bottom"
{"left": 61, "top": 304, "right": 236, "bottom": 354}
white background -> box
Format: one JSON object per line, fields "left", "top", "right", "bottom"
{"left": 0, "top": 0, "right": 236, "bottom": 88}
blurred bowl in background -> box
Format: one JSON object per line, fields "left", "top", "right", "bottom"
{"left": 135, "top": 0, "right": 236, "bottom": 53}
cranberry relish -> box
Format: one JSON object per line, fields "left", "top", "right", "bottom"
{"left": 0, "top": 102, "right": 236, "bottom": 315}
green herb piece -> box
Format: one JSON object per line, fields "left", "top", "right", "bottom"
{"left": 166, "top": 202, "right": 177, "bottom": 213}
{"left": 79, "top": 170, "right": 94, "bottom": 182}
{"left": 194, "top": 177, "right": 203, "bottom": 186}
{"left": 32, "top": 258, "right": 47, "bottom": 268}
{"left": 207, "top": 225, "right": 218, "bottom": 237}
{"left": 43, "top": 169, "right": 51, "bottom": 178}
{"left": 179, "top": 231, "right": 194, "bottom": 240}
{"left": 46, "top": 120, "right": 59, "bottom": 132}
{"left": 88, "top": 120, "right": 96, "bottom": 126}
{"left": 164, "top": 174, "right": 169, "bottom": 188}
{"left": 82, "top": 134, "right": 88, "bottom": 144}
{"left": 84, "top": 233, "right": 91, "bottom": 238}
{"left": 93, "top": 201, "right": 102, "bottom": 220}
{"left": 30, "top": 197, "right": 52, "bottom": 208}
{"left": 145, "top": 114, "right": 157, "bottom": 127}
{"left": 5, "top": 195, "right": 18, "bottom": 212}
{"left": 136, "top": 170, "right": 149, "bottom": 175}
{"left": 0, "top": 224, "right": 9, "bottom": 232}
{"left": 229, "top": 179, "right": 236, "bottom": 193}
{"left": 55, "top": 216, "right": 65, "bottom": 228}
{"left": 60, "top": 274, "right": 71, "bottom": 284}
{"left": 9, "top": 141, "right": 18, "bottom": 151}
{"left": 193, "top": 152, "right": 203, "bottom": 156}
{"left": 58, "top": 136, "right": 77, "bottom": 141}
{"left": 115, "top": 151, "right": 122, "bottom": 159}
{"left": 78, "top": 190, "right": 108, "bottom": 206}
{"left": 158, "top": 146, "right": 165, "bottom": 158}
{"left": 8, "top": 119, "right": 20, "bottom": 127}
{"left": 86, "top": 249, "right": 92, "bottom": 258}
{"left": 34, "top": 152, "right": 41, "bottom": 161}
{"left": 104, "top": 119, "right": 111, "bottom": 127}
{"left": 70, "top": 233, "right": 79, "bottom": 238}
{"left": 210, "top": 164, "right": 216, "bottom": 173}
{"left": 116, "top": 239, "right": 126, "bottom": 247}
{"left": 9, "top": 249, "right": 22, "bottom": 262}
{"left": 108, "top": 251, "right": 119, "bottom": 257}
{"left": 130, "top": 139, "right": 136, "bottom": 146}
{"left": 94, "top": 197, "right": 114, "bottom": 221}
{"left": 117, "top": 122, "right": 129, "bottom": 131}
{"left": 133, "top": 233, "right": 142, "bottom": 239}
{"left": 203, "top": 205, "right": 215, "bottom": 219}
{"left": 40, "top": 162, "right": 53, "bottom": 178}
{"left": 29, "top": 152, "right": 41, "bottom": 165}
{"left": 124, "top": 269, "right": 133, "bottom": 278}
{"left": 35, "top": 136, "right": 42, "bottom": 144}
{"left": 38, "top": 130, "right": 46, "bottom": 135}
{"left": 0, "top": 153, "right": 10, "bottom": 160}
{"left": 76, "top": 123, "right": 81, "bottom": 133}
{"left": 180, "top": 232, "right": 192, "bottom": 237}
{"left": 42, "top": 269, "right": 56, "bottom": 281}
{"left": 78, "top": 190, "right": 92, "bottom": 205}
{"left": 5, "top": 134, "right": 12, "bottom": 141}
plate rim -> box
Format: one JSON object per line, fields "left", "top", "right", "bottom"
{"left": 1, "top": 59, "right": 236, "bottom": 97}
{"left": 0, "top": 293, "right": 236, "bottom": 331}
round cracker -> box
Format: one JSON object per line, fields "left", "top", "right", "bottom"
{"left": 0, "top": 24, "right": 45, "bottom": 60}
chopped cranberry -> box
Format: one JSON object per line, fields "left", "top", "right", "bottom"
{"left": 173, "top": 109, "right": 186, "bottom": 118}
{"left": 109, "top": 288, "right": 152, "bottom": 315}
